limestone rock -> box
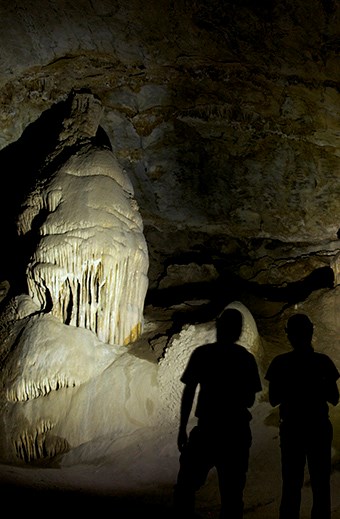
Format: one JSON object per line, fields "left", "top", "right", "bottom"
{"left": 16, "top": 92, "right": 149, "bottom": 345}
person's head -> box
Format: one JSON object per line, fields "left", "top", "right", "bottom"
{"left": 285, "top": 313, "right": 314, "bottom": 350}
{"left": 216, "top": 308, "right": 243, "bottom": 344}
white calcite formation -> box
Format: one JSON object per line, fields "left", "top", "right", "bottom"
{"left": 0, "top": 92, "right": 152, "bottom": 464}
{"left": 16, "top": 93, "right": 149, "bottom": 346}
{"left": 0, "top": 295, "right": 261, "bottom": 464}
{"left": 158, "top": 301, "right": 262, "bottom": 425}
{"left": 2, "top": 311, "right": 120, "bottom": 403}
{"left": 0, "top": 297, "right": 160, "bottom": 463}
{"left": 225, "top": 300, "right": 264, "bottom": 360}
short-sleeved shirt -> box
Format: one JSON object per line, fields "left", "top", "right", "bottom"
{"left": 265, "top": 349, "right": 340, "bottom": 423}
{"left": 181, "top": 342, "right": 262, "bottom": 425}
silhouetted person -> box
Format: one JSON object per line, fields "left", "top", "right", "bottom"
{"left": 174, "top": 308, "right": 262, "bottom": 519}
{"left": 265, "top": 313, "right": 340, "bottom": 519}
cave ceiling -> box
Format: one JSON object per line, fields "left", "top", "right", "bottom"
{"left": 0, "top": 0, "right": 339, "bottom": 312}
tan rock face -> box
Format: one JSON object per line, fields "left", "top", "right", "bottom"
{"left": 0, "top": 1, "right": 339, "bottom": 254}
{"left": 0, "top": 0, "right": 338, "bottom": 360}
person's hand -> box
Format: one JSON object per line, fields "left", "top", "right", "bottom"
{"left": 177, "top": 428, "right": 188, "bottom": 452}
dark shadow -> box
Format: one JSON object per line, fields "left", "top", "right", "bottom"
{"left": 145, "top": 265, "right": 335, "bottom": 337}
{"left": 146, "top": 265, "right": 334, "bottom": 308}
{"left": 0, "top": 482, "right": 175, "bottom": 518}
{"left": 253, "top": 265, "right": 335, "bottom": 304}
{"left": 0, "top": 90, "right": 111, "bottom": 295}
{"left": 0, "top": 100, "right": 68, "bottom": 291}
{"left": 265, "top": 312, "right": 339, "bottom": 518}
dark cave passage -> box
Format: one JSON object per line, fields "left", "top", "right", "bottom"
{"left": 145, "top": 265, "right": 335, "bottom": 323}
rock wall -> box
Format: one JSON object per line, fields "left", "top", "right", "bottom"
{"left": 0, "top": 0, "right": 339, "bottom": 300}
{"left": 0, "top": 1, "right": 339, "bottom": 257}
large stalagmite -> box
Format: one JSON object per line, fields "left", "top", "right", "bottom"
{"left": 16, "top": 91, "right": 149, "bottom": 345}
{"left": 0, "top": 92, "right": 154, "bottom": 463}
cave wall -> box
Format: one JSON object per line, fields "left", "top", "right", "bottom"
{"left": 0, "top": 1, "right": 339, "bottom": 277}
{"left": 0, "top": 0, "right": 338, "bottom": 343}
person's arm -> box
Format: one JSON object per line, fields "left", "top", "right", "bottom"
{"left": 268, "top": 379, "right": 283, "bottom": 407}
{"left": 324, "top": 375, "right": 340, "bottom": 406}
{"left": 177, "top": 382, "right": 197, "bottom": 452}
{"left": 245, "top": 355, "right": 262, "bottom": 408}
{"left": 265, "top": 358, "right": 283, "bottom": 407}
{"left": 326, "top": 381, "right": 339, "bottom": 406}
{"left": 323, "top": 357, "right": 340, "bottom": 406}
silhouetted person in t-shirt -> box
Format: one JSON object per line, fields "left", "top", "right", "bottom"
{"left": 265, "top": 313, "right": 340, "bottom": 519}
{"left": 173, "top": 307, "right": 262, "bottom": 519}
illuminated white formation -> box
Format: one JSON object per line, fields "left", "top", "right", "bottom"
{"left": 0, "top": 93, "right": 152, "bottom": 465}
{"left": 0, "top": 296, "right": 261, "bottom": 464}
{"left": 17, "top": 94, "right": 148, "bottom": 345}
{"left": 2, "top": 311, "right": 120, "bottom": 403}
{"left": 14, "top": 419, "right": 59, "bottom": 463}
{"left": 0, "top": 305, "right": 159, "bottom": 464}
{"left": 225, "top": 300, "right": 263, "bottom": 358}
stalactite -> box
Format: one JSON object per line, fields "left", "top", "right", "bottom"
{"left": 13, "top": 419, "right": 70, "bottom": 463}
{"left": 7, "top": 373, "right": 77, "bottom": 402}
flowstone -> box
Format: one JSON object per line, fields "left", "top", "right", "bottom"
{"left": 0, "top": 298, "right": 160, "bottom": 464}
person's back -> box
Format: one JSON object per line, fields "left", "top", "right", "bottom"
{"left": 189, "top": 340, "right": 259, "bottom": 426}
{"left": 174, "top": 308, "right": 262, "bottom": 519}
{"left": 268, "top": 348, "right": 337, "bottom": 423}
{"left": 265, "top": 313, "right": 340, "bottom": 519}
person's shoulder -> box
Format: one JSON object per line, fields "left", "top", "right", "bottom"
{"left": 313, "top": 350, "right": 336, "bottom": 364}
{"left": 196, "top": 342, "right": 216, "bottom": 351}
{"left": 268, "top": 351, "right": 293, "bottom": 365}
{"left": 181, "top": 343, "right": 215, "bottom": 380}
{"left": 234, "top": 343, "right": 256, "bottom": 358}
{"left": 265, "top": 351, "right": 292, "bottom": 378}
{"left": 313, "top": 351, "right": 334, "bottom": 360}
{"left": 231, "top": 344, "right": 260, "bottom": 369}
{"left": 313, "top": 351, "right": 339, "bottom": 370}
{"left": 191, "top": 342, "right": 216, "bottom": 357}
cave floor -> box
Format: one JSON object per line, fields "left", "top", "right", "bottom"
{"left": 0, "top": 420, "right": 339, "bottom": 519}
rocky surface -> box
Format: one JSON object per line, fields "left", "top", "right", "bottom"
{"left": 0, "top": 2, "right": 339, "bottom": 278}
{"left": 0, "top": 2, "right": 339, "bottom": 513}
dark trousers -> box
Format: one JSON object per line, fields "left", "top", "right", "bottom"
{"left": 174, "top": 423, "right": 251, "bottom": 519}
{"left": 279, "top": 419, "right": 333, "bottom": 519}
